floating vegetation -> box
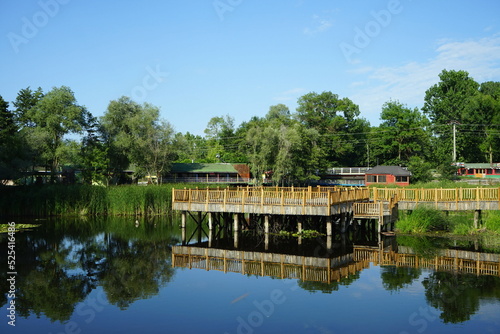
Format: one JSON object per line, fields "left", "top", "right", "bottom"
{"left": 0, "top": 223, "right": 40, "bottom": 233}
{"left": 277, "top": 229, "right": 325, "bottom": 238}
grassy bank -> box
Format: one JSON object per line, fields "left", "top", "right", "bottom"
{"left": 396, "top": 207, "right": 500, "bottom": 235}
{"left": 0, "top": 184, "right": 221, "bottom": 217}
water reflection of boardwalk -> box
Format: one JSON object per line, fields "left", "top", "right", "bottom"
{"left": 172, "top": 246, "right": 368, "bottom": 284}
{"left": 354, "top": 246, "right": 500, "bottom": 277}
{"left": 172, "top": 243, "right": 500, "bottom": 283}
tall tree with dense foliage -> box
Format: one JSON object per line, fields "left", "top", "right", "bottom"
{"left": 373, "top": 100, "right": 431, "bottom": 165}
{"left": 12, "top": 86, "right": 44, "bottom": 128}
{"left": 296, "top": 91, "right": 368, "bottom": 167}
{"left": 0, "top": 95, "right": 23, "bottom": 182}
{"left": 80, "top": 116, "right": 110, "bottom": 185}
{"left": 172, "top": 132, "right": 208, "bottom": 163}
{"left": 25, "top": 86, "right": 90, "bottom": 181}
{"left": 101, "top": 97, "right": 175, "bottom": 183}
{"left": 423, "top": 70, "right": 480, "bottom": 163}
{"left": 424, "top": 71, "right": 500, "bottom": 164}
{"left": 476, "top": 81, "right": 500, "bottom": 163}
{"left": 245, "top": 105, "right": 322, "bottom": 184}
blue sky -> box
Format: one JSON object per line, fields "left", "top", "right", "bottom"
{"left": 1, "top": 0, "right": 500, "bottom": 136}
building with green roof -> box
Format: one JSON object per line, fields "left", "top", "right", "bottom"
{"left": 165, "top": 163, "right": 250, "bottom": 184}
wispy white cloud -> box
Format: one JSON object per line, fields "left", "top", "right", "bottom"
{"left": 348, "top": 35, "right": 500, "bottom": 124}
{"left": 303, "top": 14, "right": 333, "bottom": 35}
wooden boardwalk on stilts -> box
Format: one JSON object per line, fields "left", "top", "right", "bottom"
{"left": 171, "top": 186, "right": 500, "bottom": 234}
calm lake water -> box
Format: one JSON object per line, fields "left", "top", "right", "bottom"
{"left": 1, "top": 216, "right": 500, "bottom": 334}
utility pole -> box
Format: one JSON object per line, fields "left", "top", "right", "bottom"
{"left": 366, "top": 140, "right": 370, "bottom": 168}
{"left": 449, "top": 121, "right": 459, "bottom": 163}
{"left": 452, "top": 122, "right": 456, "bottom": 162}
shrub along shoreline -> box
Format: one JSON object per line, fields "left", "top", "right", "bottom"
{"left": 395, "top": 206, "right": 500, "bottom": 235}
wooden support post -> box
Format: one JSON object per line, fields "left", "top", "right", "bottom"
{"left": 326, "top": 216, "right": 333, "bottom": 236}
{"left": 208, "top": 228, "right": 213, "bottom": 248}
{"left": 297, "top": 220, "right": 303, "bottom": 245}
{"left": 181, "top": 211, "right": 186, "bottom": 244}
{"left": 264, "top": 215, "right": 270, "bottom": 234}
{"left": 327, "top": 235, "right": 332, "bottom": 250}
{"left": 264, "top": 216, "right": 270, "bottom": 250}
{"left": 234, "top": 229, "right": 239, "bottom": 248}
{"left": 181, "top": 211, "right": 187, "bottom": 228}
{"left": 233, "top": 213, "right": 239, "bottom": 233}
{"left": 208, "top": 212, "right": 213, "bottom": 230}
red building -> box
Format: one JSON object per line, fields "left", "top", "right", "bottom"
{"left": 365, "top": 166, "right": 411, "bottom": 186}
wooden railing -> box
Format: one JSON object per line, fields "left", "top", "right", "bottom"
{"left": 371, "top": 187, "right": 500, "bottom": 203}
{"left": 353, "top": 194, "right": 398, "bottom": 217}
{"left": 172, "top": 186, "right": 370, "bottom": 208}
{"left": 353, "top": 202, "right": 383, "bottom": 217}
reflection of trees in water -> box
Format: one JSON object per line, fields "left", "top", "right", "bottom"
{"left": 0, "top": 217, "right": 179, "bottom": 322}
{"left": 380, "top": 266, "right": 422, "bottom": 292}
{"left": 297, "top": 273, "right": 360, "bottom": 294}
{"left": 423, "top": 272, "right": 500, "bottom": 323}
{"left": 98, "top": 237, "right": 175, "bottom": 309}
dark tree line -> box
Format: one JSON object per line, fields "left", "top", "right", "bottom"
{"left": 1, "top": 69, "right": 500, "bottom": 185}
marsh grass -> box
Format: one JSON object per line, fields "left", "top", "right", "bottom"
{"left": 484, "top": 211, "right": 500, "bottom": 234}
{"left": 396, "top": 207, "right": 450, "bottom": 233}
{"left": 0, "top": 183, "right": 220, "bottom": 217}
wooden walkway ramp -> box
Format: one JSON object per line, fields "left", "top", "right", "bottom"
{"left": 171, "top": 186, "right": 500, "bottom": 234}
{"left": 172, "top": 186, "right": 370, "bottom": 216}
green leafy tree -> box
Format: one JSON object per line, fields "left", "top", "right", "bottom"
{"left": 173, "top": 132, "right": 208, "bottom": 163}
{"left": 374, "top": 101, "right": 431, "bottom": 165}
{"left": 101, "top": 97, "right": 175, "bottom": 183}
{"left": 407, "top": 156, "right": 433, "bottom": 183}
{"left": 476, "top": 82, "right": 500, "bottom": 163}
{"left": 423, "top": 70, "right": 480, "bottom": 164}
{"left": 12, "top": 86, "right": 44, "bottom": 128}
{"left": 204, "top": 115, "right": 245, "bottom": 162}
{"left": 101, "top": 96, "right": 141, "bottom": 174}
{"left": 0, "top": 95, "right": 25, "bottom": 182}
{"left": 80, "top": 117, "right": 110, "bottom": 185}
{"left": 296, "top": 91, "right": 366, "bottom": 168}
{"left": 245, "top": 105, "right": 323, "bottom": 184}
{"left": 26, "top": 86, "right": 90, "bottom": 182}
